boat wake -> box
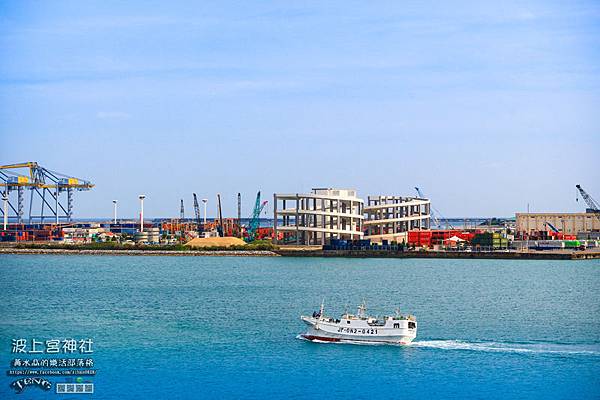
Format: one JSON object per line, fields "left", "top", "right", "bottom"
{"left": 297, "top": 335, "right": 600, "bottom": 356}
{"left": 410, "top": 340, "right": 600, "bottom": 356}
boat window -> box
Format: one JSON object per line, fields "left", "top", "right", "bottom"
{"left": 347, "top": 320, "right": 351, "bottom": 324}
{"left": 408, "top": 322, "right": 416, "bottom": 329}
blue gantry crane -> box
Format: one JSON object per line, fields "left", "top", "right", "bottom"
{"left": 0, "top": 162, "right": 94, "bottom": 224}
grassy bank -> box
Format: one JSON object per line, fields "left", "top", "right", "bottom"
{"left": 9, "top": 239, "right": 278, "bottom": 252}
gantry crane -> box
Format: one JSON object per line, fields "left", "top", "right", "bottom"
{"left": 245, "top": 191, "right": 268, "bottom": 242}
{"left": 0, "top": 162, "right": 94, "bottom": 224}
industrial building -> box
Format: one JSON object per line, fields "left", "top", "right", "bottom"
{"left": 364, "top": 195, "right": 431, "bottom": 243}
{"left": 273, "top": 188, "right": 364, "bottom": 245}
{"left": 515, "top": 212, "right": 600, "bottom": 236}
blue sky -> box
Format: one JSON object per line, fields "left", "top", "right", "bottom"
{"left": 0, "top": 1, "right": 599, "bottom": 218}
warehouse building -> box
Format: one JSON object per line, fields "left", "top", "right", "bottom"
{"left": 515, "top": 212, "right": 600, "bottom": 236}
{"left": 273, "top": 188, "right": 364, "bottom": 245}
{"left": 364, "top": 195, "right": 431, "bottom": 243}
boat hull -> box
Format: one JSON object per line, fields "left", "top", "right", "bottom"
{"left": 301, "top": 333, "right": 414, "bottom": 345}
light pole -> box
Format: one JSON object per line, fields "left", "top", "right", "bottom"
{"left": 202, "top": 199, "right": 208, "bottom": 225}
{"left": 112, "top": 200, "right": 118, "bottom": 224}
{"left": 139, "top": 195, "right": 146, "bottom": 232}
{"left": 2, "top": 192, "right": 7, "bottom": 231}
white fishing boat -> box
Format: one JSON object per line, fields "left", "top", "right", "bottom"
{"left": 300, "top": 301, "right": 417, "bottom": 345}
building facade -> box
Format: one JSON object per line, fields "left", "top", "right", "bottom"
{"left": 273, "top": 188, "right": 363, "bottom": 245}
{"left": 515, "top": 212, "right": 600, "bottom": 235}
{"left": 364, "top": 196, "right": 431, "bottom": 243}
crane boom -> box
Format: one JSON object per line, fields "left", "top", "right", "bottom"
{"left": 414, "top": 186, "right": 452, "bottom": 229}
{"left": 193, "top": 193, "right": 202, "bottom": 234}
{"left": 545, "top": 222, "right": 560, "bottom": 233}
{"left": 217, "top": 193, "right": 224, "bottom": 237}
{"left": 576, "top": 184, "right": 600, "bottom": 212}
{"left": 245, "top": 191, "right": 267, "bottom": 242}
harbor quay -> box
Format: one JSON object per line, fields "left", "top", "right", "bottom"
{"left": 1, "top": 164, "right": 599, "bottom": 259}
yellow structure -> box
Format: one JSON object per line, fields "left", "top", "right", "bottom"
{"left": 185, "top": 237, "right": 246, "bottom": 247}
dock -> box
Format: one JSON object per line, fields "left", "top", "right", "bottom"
{"left": 274, "top": 249, "right": 600, "bottom": 260}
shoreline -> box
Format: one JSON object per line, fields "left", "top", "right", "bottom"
{"left": 0, "top": 248, "right": 279, "bottom": 257}
{"left": 1, "top": 247, "right": 599, "bottom": 259}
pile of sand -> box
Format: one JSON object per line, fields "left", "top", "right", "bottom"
{"left": 185, "top": 237, "right": 247, "bottom": 248}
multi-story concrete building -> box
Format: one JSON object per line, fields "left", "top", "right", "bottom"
{"left": 364, "top": 195, "right": 431, "bottom": 243}
{"left": 273, "top": 188, "right": 363, "bottom": 245}
{"left": 515, "top": 212, "right": 600, "bottom": 235}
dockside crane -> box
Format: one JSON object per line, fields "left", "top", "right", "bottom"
{"left": 0, "top": 161, "right": 94, "bottom": 224}
{"left": 245, "top": 191, "right": 268, "bottom": 242}
{"left": 414, "top": 187, "right": 453, "bottom": 229}
{"left": 576, "top": 184, "right": 600, "bottom": 222}
{"left": 193, "top": 193, "right": 203, "bottom": 235}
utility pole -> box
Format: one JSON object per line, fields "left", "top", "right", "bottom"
{"left": 237, "top": 193, "right": 241, "bottom": 238}
{"left": 526, "top": 203, "right": 530, "bottom": 252}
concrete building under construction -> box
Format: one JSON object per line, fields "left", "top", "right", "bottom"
{"left": 273, "top": 188, "right": 364, "bottom": 245}
{"left": 364, "top": 195, "right": 431, "bottom": 243}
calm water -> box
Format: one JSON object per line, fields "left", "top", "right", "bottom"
{"left": 0, "top": 255, "right": 599, "bottom": 399}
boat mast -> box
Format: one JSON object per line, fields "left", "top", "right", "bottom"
{"left": 319, "top": 299, "right": 324, "bottom": 317}
{"left": 358, "top": 300, "right": 367, "bottom": 318}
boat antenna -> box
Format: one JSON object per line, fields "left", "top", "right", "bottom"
{"left": 320, "top": 299, "right": 324, "bottom": 317}
{"left": 358, "top": 299, "right": 367, "bottom": 318}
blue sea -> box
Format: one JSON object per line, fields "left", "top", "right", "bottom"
{"left": 0, "top": 255, "right": 599, "bottom": 399}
